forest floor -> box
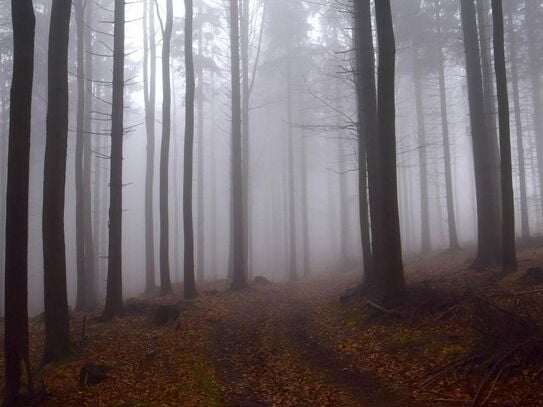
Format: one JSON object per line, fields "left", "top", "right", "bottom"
{"left": 1, "top": 245, "right": 543, "bottom": 406}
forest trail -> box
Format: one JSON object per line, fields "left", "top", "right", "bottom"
{"left": 210, "top": 278, "right": 418, "bottom": 407}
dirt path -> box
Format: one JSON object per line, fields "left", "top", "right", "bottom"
{"left": 211, "top": 281, "right": 421, "bottom": 407}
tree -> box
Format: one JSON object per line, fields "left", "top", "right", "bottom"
{"left": 74, "top": 0, "right": 97, "bottom": 311}
{"left": 184, "top": 0, "right": 198, "bottom": 299}
{"left": 159, "top": 0, "right": 174, "bottom": 295}
{"left": 374, "top": 0, "right": 405, "bottom": 298}
{"left": 460, "top": 0, "right": 501, "bottom": 268}
{"left": 143, "top": 0, "right": 157, "bottom": 293}
{"left": 3, "top": 0, "right": 35, "bottom": 403}
{"left": 230, "top": 0, "right": 247, "bottom": 290}
{"left": 42, "top": 0, "right": 72, "bottom": 363}
{"left": 104, "top": 0, "right": 125, "bottom": 319}
{"left": 506, "top": 2, "right": 529, "bottom": 240}
{"left": 196, "top": 10, "right": 205, "bottom": 283}
{"left": 492, "top": 0, "right": 516, "bottom": 273}
{"left": 353, "top": 0, "right": 379, "bottom": 285}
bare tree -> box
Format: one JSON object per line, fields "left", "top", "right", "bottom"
{"left": 42, "top": 0, "right": 72, "bottom": 363}
{"left": 3, "top": 0, "right": 35, "bottom": 403}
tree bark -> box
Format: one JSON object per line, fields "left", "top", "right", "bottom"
{"left": 143, "top": 0, "right": 157, "bottom": 293}
{"left": 183, "top": 0, "right": 198, "bottom": 299}
{"left": 196, "top": 20, "right": 205, "bottom": 283}
{"left": 159, "top": 0, "right": 173, "bottom": 295}
{"left": 3, "top": 0, "right": 35, "bottom": 403}
{"left": 492, "top": 0, "right": 517, "bottom": 273}
{"left": 104, "top": 0, "right": 125, "bottom": 319}
{"left": 42, "top": 0, "right": 72, "bottom": 363}
{"left": 230, "top": 0, "right": 248, "bottom": 289}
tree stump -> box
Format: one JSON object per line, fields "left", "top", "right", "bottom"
{"left": 79, "top": 364, "right": 111, "bottom": 387}
{"left": 254, "top": 276, "right": 270, "bottom": 285}
{"left": 521, "top": 267, "right": 543, "bottom": 286}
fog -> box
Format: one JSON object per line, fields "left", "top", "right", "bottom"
{"left": 0, "top": 0, "right": 541, "bottom": 315}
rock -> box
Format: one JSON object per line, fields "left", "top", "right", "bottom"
{"left": 254, "top": 276, "right": 270, "bottom": 285}
{"left": 152, "top": 304, "right": 180, "bottom": 326}
{"left": 79, "top": 364, "right": 111, "bottom": 387}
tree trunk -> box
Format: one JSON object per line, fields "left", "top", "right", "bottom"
{"left": 300, "top": 96, "right": 311, "bottom": 278}
{"left": 435, "top": 0, "right": 459, "bottom": 250}
{"left": 412, "top": 48, "right": 431, "bottom": 254}
{"left": 104, "top": 0, "right": 125, "bottom": 319}
{"left": 492, "top": 0, "right": 517, "bottom": 273}
{"left": 525, "top": 0, "right": 543, "bottom": 216}
{"left": 460, "top": 0, "right": 501, "bottom": 268}
{"left": 230, "top": 0, "right": 247, "bottom": 290}
{"left": 159, "top": 0, "right": 173, "bottom": 296}
{"left": 286, "top": 59, "right": 298, "bottom": 281}
{"left": 375, "top": 0, "right": 405, "bottom": 298}
{"left": 42, "top": 0, "right": 72, "bottom": 363}
{"left": 3, "top": 0, "right": 35, "bottom": 403}
{"left": 353, "top": 0, "right": 380, "bottom": 286}
{"left": 196, "top": 21, "right": 205, "bottom": 283}
{"left": 507, "top": 2, "right": 529, "bottom": 240}
{"left": 183, "top": 0, "right": 198, "bottom": 299}
{"left": 143, "top": 0, "right": 156, "bottom": 293}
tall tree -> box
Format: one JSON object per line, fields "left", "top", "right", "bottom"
{"left": 42, "top": 0, "right": 72, "bottom": 363}
{"left": 74, "top": 0, "right": 97, "bottom": 311}
{"left": 353, "top": 0, "right": 379, "bottom": 284}
{"left": 104, "top": 0, "right": 125, "bottom": 319}
{"left": 143, "top": 0, "right": 157, "bottom": 293}
{"left": 230, "top": 0, "right": 247, "bottom": 290}
{"left": 375, "top": 0, "right": 405, "bottom": 297}
{"left": 196, "top": 13, "right": 205, "bottom": 283}
{"left": 159, "top": 0, "right": 174, "bottom": 295}
{"left": 435, "top": 0, "right": 459, "bottom": 250}
{"left": 183, "top": 0, "right": 198, "bottom": 299}
{"left": 460, "top": 0, "right": 501, "bottom": 267}
{"left": 492, "top": 0, "right": 516, "bottom": 273}
{"left": 506, "top": 2, "right": 529, "bottom": 240}
{"left": 3, "top": 0, "right": 35, "bottom": 403}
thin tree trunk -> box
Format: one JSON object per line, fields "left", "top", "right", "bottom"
{"left": 3, "top": 0, "right": 35, "bottom": 403}
{"left": 300, "top": 98, "right": 311, "bottom": 277}
{"left": 507, "top": 2, "right": 529, "bottom": 240}
{"left": 525, "top": 0, "right": 543, "bottom": 216}
{"left": 42, "top": 0, "right": 72, "bottom": 363}
{"left": 353, "top": 0, "right": 380, "bottom": 286}
{"left": 196, "top": 21, "right": 205, "bottom": 283}
{"left": 492, "top": 0, "right": 517, "bottom": 273}
{"left": 460, "top": 0, "right": 501, "bottom": 267}
{"left": 104, "top": 0, "right": 125, "bottom": 319}
{"left": 375, "top": 0, "right": 405, "bottom": 298}
{"left": 435, "top": 0, "right": 459, "bottom": 250}
{"left": 159, "top": 0, "right": 173, "bottom": 295}
{"left": 286, "top": 59, "right": 297, "bottom": 282}
{"left": 230, "top": 0, "right": 247, "bottom": 289}
{"left": 412, "top": 48, "right": 431, "bottom": 254}
{"left": 183, "top": 0, "right": 198, "bottom": 299}
{"left": 143, "top": 0, "right": 156, "bottom": 293}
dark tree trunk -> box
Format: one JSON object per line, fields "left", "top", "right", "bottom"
{"left": 230, "top": 0, "right": 247, "bottom": 290}
{"left": 375, "top": 0, "right": 405, "bottom": 298}
{"left": 3, "top": 0, "right": 35, "bottom": 403}
{"left": 42, "top": 0, "right": 72, "bottom": 363}
{"left": 143, "top": 0, "right": 157, "bottom": 293}
{"left": 183, "top": 0, "right": 198, "bottom": 299}
{"left": 507, "top": 2, "right": 529, "bottom": 240}
{"left": 525, "top": 1, "right": 543, "bottom": 216}
{"left": 435, "top": 0, "right": 459, "bottom": 250}
{"left": 353, "top": 0, "right": 380, "bottom": 285}
{"left": 196, "top": 21, "right": 205, "bottom": 283}
{"left": 104, "top": 0, "right": 125, "bottom": 319}
{"left": 412, "top": 47, "right": 431, "bottom": 254}
{"left": 159, "top": 0, "right": 173, "bottom": 296}
{"left": 460, "top": 0, "right": 501, "bottom": 268}
{"left": 492, "top": 0, "right": 517, "bottom": 273}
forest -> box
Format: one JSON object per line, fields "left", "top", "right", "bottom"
{"left": 1, "top": 0, "right": 543, "bottom": 405}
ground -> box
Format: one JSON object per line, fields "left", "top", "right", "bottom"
{"left": 1, "top": 246, "right": 543, "bottom": 406}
